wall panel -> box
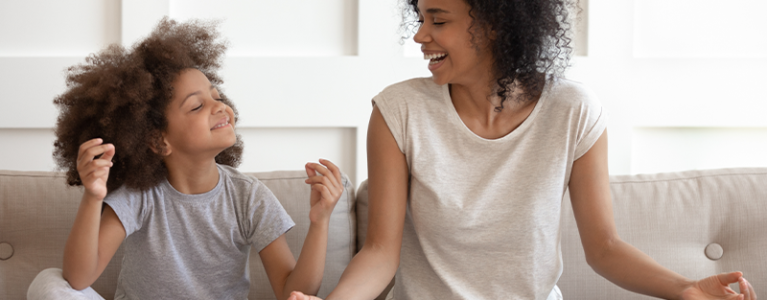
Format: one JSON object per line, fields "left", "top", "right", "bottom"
{"left": 0, "top": 0, "right": 120, "bottom": 56}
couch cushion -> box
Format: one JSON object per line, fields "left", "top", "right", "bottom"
{"left": 0, "top": 170, "right": 123, "bottom": 300}
{"left": 560, "top": 168, "right": 767, "bottom": 299}
{"left": 246, "top": 170, "right": 356, "bottom": 300}
{"left": 0, "top": 169, "right": 355, "bottom": 300}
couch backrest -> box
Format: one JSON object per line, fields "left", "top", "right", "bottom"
{"left": 355, "top": 168, "right": 767, "bottom": 298}
{"left": 0, "top": 170, "right": 355, "bottom": 300}
{"left": 560, "top": 168, "right": 767, "bottom": 299}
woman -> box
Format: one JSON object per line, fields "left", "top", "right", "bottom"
{"left": 291, "top": 0, "right": 758, "bottom": 299}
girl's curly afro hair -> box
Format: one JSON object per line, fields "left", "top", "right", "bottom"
{"left": 53, "top": 17, "right": 243, "bottom": 192}
{"left": 404, "top": 0, "right": 576, "bottom": 110}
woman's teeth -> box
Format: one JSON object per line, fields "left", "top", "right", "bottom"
{"left": 424, "top": 53, "right": 447, "bottom": 65}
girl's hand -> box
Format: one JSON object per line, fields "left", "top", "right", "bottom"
{"left": 681, "top": 272, "right": 757, "bottom": 300}
{"left": 304, "top": 159, "right": 344, "bottom": 224}
{"left": 76, "top": 138, "right": 115, "bottom": 201}
{"left": 288, "top": 291, "right": 323, "bottom": 300}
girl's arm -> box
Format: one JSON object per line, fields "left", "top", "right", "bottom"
{"left": 260, "top": 159, "right": 345, "bottom": 300}
{"left": 62, "top": 138, "right": 126, "bottom": 290}
{"left": 292, "top": 107, "right": 410, "bottom": 300}
{"left": 569, "top": 131, "right": 757, "bottom": 300}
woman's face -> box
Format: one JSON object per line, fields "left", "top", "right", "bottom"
{"left": 163, "top": 68, "right": 236, "bottom": 158}
{"left": 414, "top": 0, "right": 494, "bottom": 86}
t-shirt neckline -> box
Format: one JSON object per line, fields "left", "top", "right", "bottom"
{"left": 441, "top": 81, "right": 548, "bottom": 142}
{"left": 161, "top": 164, "right": 224, "bottom": 202}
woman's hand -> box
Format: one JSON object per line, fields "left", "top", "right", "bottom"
{"left": 304, "top": 159, "right": 344, "bottom": 224}
{"left": 288, "top": 291, "right": 323, "bottom": 300}
{"left": 681, "top": 272, "right": 757, "bottom": 300}
{"left": 77, "top": 138, "right": 115, "bottom": 200}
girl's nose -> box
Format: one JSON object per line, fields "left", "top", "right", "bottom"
{"left": 212, "top": 100, "right": 227, "bottom": 114}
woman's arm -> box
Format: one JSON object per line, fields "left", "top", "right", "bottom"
{"left": 570, "top": 130, "right": 756, "bottom": 300}
{"left": 62, "top": 139, "right": 126, "bottom": 290}
{"left": 322, "top": 106, "right": 410, "bottom": 300}
{"left": 287, "top": 107, "right": 409, "bottom": 300}
{"left": 260, "top": 160, "right": 345, "bottom": 300}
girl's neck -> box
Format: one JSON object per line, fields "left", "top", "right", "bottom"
{"left": 164, "top": 156, "right": 220, "bottom": 195}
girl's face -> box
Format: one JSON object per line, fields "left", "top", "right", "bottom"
{"left": 163, "top": 68, "right": 236, "bottom": 159}
{"left": 414, "top": 0, "right": 494, "bottom": 86}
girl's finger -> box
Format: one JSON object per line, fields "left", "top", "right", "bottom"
{"left": 79, "top": 160, "right": 112, "bottom": 178}
{"left": 307, "top": 162, "right": 339, "bottom": 188}
{"left": 78, "top": 138, "right": 103, "bottom": 160}
{"left": 312, "top": 184, "right": 332, "bottom": 202}
{"left": 305, "top": 163, "right": 317, "bottom": 178}
{"left": 319, "top": 158, "right": 343, "bottom": 186}
{"left": 100, "top": 144, "right": 116, "bottom": 162}
{"left": 78, "top": 144, "right": 114, "bottom": 169}
{"left": 91, "top": 167, "right": 110, "bottom": 179}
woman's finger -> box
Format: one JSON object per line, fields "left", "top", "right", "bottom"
{"left": 718, "top": 272, "right": 744, "bottom": 286}
{"left": 319, "top": 158, "right": 343, "bottom": 186}
{"left": 746, "top": 278, "right": 756, "bottom": 300}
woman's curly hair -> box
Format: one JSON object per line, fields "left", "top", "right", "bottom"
{"left": 403, "top": 0, "right": 576, "bottom": 110}
{"left": 53, "top": 17, "right": 243, "bottom": 192}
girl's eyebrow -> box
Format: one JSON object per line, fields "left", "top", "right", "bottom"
{"left": 179, "top": 85, "right": 215, "bottom": 108}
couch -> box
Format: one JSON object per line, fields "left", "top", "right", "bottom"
{"left": 1, "top": 168, "right": 765, "bottom": 299}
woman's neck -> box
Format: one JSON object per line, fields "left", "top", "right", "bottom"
{"left": 449, "top": 80, "right": 540, "bottom": 139}
{"left": 164, "top": 155, "right": 220, "bottom": 195}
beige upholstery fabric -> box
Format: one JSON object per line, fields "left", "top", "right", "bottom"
{"left": 0, "top": 170, "right": 355, "bottom": 300}
{"left": 246, "top": 171, "right": 356, "bottom": 299}
{"left": 0, "top": 170, "right": 123, "bottom": 300}
{"left": 560, "top": 168, "right": 767, "bottom": 299}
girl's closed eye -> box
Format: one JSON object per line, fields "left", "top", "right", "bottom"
{"left": 191, "top": 103, "right": 203, "bottom": 111}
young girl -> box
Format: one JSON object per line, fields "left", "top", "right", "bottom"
{"left": 292, "top": 0, "right": 758, "bottom": 299}
{"left": 27, "top": 18, "right": 344, "bottom": 300}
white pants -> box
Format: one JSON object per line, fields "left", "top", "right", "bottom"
{"left": 27, "top": 268, "right": 105, "bottom": 300}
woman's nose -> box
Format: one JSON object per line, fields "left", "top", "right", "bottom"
{"left": 413, "top": 22, "right": 431, "bottom": 44}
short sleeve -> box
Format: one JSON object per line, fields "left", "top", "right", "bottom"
{"left": 372, "top": 89, "right": 408, "bottom": 154}
{"left": 103, "top": 186, "right": 148, "bottom": 237}
{"left": 573, "top": 86, "right": 608, "bottom": 160}
{"left": 245, "top": 180, "right": 295, "bottom": 252}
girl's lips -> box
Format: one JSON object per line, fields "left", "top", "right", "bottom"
{"left": 211, "top": 115, "right": 231, "bottom": 130}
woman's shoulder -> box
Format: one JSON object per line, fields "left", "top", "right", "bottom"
{"left": 377, "top": 77, "right": 443, "bottom": 101}
{"left": 545, "top": 78, "right": 602, "bottom": 108}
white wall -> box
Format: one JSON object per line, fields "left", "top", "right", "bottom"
{"left": 1, "top": 0, "right": 766, "bottom": 186}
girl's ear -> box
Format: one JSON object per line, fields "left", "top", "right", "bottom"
{"left": 149, "top": 132, "right": 172, "bottom": 156}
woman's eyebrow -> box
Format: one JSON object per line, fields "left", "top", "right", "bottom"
{"left": 424, "top": 8, "right": 450, "bottom": 14}
{"left": 179, "top": 85, "right": 215, "bottom": 108}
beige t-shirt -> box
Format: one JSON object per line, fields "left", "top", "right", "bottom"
{"left": 373, "top": 77, "right": 606, "bottom": 300}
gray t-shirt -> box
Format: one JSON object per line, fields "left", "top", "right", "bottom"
{"left": 373, "top": 77, "right": 606, "bottom": 300}
{"left": 104, "top": 164, "right": 295, "bottom": 300}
